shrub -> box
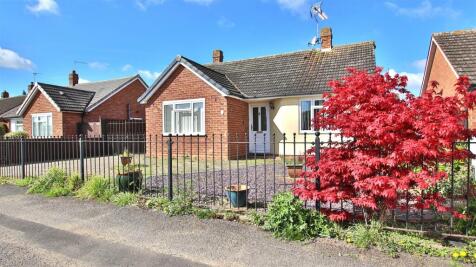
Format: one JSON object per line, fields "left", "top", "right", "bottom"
{"left": 76, "top": 176, "right": 114, "bottom": 201}
{"left": 0, "top": 124, "right": 6, "bottom": 137}
{"left": 263, "top": 192, "right": 335, "bottom": 240}
{"left": 162, "top": 195, "right": 194, "bottom": 216}
{"left": 14, "top": 177, "right": 34, "bottom": 187}
{"left": 28, "top": 168, "right": 75, "bottom": 197}
{"left": 110, "top": 192, "right": 138, "bottom": 207}
{"left": 248, "top": 211, "right": 266, "bottom": 226}
{"left": 193, "top": 208, "right": 217, "bottom": 219}
{"left": 294, "top": 72, "right": 476, "bottom": 221}
{"left": 348, "top": 221, "right": 382, "bottom": 249}
{"left": 4, "top": 131, "right": 29, "bottom": 139}
{"left": 146, "top": 196, "right": 170, "bottom": 209}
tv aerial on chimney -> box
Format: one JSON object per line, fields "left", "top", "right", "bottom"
{"left": 308, "top": 1, "right": 328, "bottom": 47}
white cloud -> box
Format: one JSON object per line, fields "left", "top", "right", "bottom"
{"left": 276, "top": 0, "right": 309, "bottom": 15}
{"left": 385, "top": 0, "right": 460, "bottom": 19}
{"left": 217, "top": 16, "right": 235, "bottom": 29}
{"left": 78, "top": 78, "right": 90, "bottom": 84}
{"left": 27, "top": 0, "right": 59, "bottom": 15}
{"left": 122, "top": 64, "right": 133, "bottom": 72}
{"left": 88, "top": 62, "right": 109, "bottom": 70}
{"left": 138, "top": 70, "right": 161, "bottom": 81}
{"left": 0, "top": 47, "right": 34, "bottom": 70}
{"left": 184, "top": 0, "right": 215, "bottom": 5}
{"left": 135, "top": 0, "right": 215, "bottom": 10}
{"left": 411, "top": 59, "right": 427, "bottom": 72}
{"left": 389, "top": 69, "right": 423, "bottom": 95}
{"left": 135, "top": 0, "right": 165, "bottom": 10}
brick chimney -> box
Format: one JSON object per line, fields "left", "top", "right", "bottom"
{"left": 69, "top": 70, "right": 79, "bottom": 86}
{"left": 28, "top": 82, "right": 34, "bottom": 92}
{"left": 320, "top": 27, "right": 333, "bottom": 50}
{"left": 1, "top": 90, "right": 9, "bottom": 98}
{"left": 213, "top": 50, "right": 224, "bottom": 63}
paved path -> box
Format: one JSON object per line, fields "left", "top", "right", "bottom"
{"left": 0, "top": 185, "right": 452, "bottom": 267}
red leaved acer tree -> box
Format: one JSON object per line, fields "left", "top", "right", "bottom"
{"left": 293, "top": 67, "right": 476, "bottom": 222}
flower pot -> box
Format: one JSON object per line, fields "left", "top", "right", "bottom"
{"left": 287, "top": 165, "right": 303, "bottom": 178}
{"left": 225, "top": 184, "right": 249, "bottom": 208}
{"left": 120, "top": 156, "right": 132, "bottom": 166}
{"left": 116, "top": 170, "right": 142, "bottom": 192}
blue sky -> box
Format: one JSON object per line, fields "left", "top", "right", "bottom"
{"left": 0, "top": 0, "right": 475, "bottom": 96}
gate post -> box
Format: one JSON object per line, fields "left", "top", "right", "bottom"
{"left": 79, "top": 135, "right": 85, "bottom": 183}
{"left": 315, "top": 132, "right": 321, "bottom": 211}
{"left": 20, "top": 137, "right": 25, "bottom": 179}
{"left": 167, "top": 134, "right": 174, "bottom": 201}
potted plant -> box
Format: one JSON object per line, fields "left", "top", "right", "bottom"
{"left": 285, "top": 155, "right": 305, "bottom": 178}
{"left": 225, "top": 184, "right": 249, "bottom": 208}
{"left": 116, "top": 164, "right": 143, "bottom": 192}
{"left": 120, "top": 149, "right": 132, "bottom": 166}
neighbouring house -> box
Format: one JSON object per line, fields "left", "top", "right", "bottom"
{"left": 421, "top": 29, "right": 476, "bottom": 128}
{"left": 138, "top": 28, "right": 376, "bottom": 158}
{"left": 16, "top": 71, "right": 148, "bottom": 137}
{"left": 0, "top": 90, "right": 27, "bottom": 133}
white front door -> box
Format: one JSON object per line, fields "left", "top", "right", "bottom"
{"left": 249, "top": 104, "right": 270, "bottom": 154}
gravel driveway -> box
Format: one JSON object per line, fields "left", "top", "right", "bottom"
{"left": 0, "top": 185, "right": 454, "bottom": 267}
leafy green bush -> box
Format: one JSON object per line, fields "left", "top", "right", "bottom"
{"left": 146, "top": 196, "right": 170, "bottom": 209}
{"left": 162, "top": 195, "right": 194, "bottom": 216}
{"left": 248, "top": 211, "right": 266, "bottom": 226}
{"left": 454, "top": 199, "right": 476, "bottom": 235}
{"left": 263, "top": 192, "right": 335, "bottom": 240}
{"left": 28, "top": 168, "right": 78, "bottom": 197}
{"left": 348, "top": 221, "right": 382, "bottom": 249}
{"left": 193, "top": 208, "right": 217, "bottom": 219}
{"left": 451, "top": 241, "right": 476, "bottom": 264}
{"left": 13, "top": 177, "right": 34, "bottom": 187}
{"left": 4, "top": 131, "right": 29, "bottom": 139}
{"left": 110, "top": 192, "right": 138, "bottom": 207}
{"left": 76, "top": 176, "right": 115, "bottom": 201}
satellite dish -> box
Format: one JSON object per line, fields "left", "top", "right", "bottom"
{"left": 308, "top": 1, "right": 329, "bottom": 47}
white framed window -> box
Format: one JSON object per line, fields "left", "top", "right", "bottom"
{"left": 299, "top": 99, "right": 324, "bottom": 133}
{"left": 32, "top": 113, "right": 52, "bottom": 137}
{"left": 10, "top": 118, "right": 24, "bottom": 132}
{"left": 163, "top": 99, "right": 205, "bottom": 135}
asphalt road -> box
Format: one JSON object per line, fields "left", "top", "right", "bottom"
{"left": 0, "top": 185, "right": 453, "bottom": 267}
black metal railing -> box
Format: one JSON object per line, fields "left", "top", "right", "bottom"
{"left": 0, "top": 133, "right": 475, "bottom": 236}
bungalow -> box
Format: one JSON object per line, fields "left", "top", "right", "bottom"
{"left": 138, "top": 28, "right": 376, "bottom": 158}
{"left": 421, "top": 29, "right": 476, "bottom": 128}
{"left": 16, "top": 71, "right": 148, "bottom": 137}
{"left": 0, "top": 91, "right": 26, "bottom": 133}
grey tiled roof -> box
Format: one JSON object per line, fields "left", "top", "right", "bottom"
{"left": 38, "top": 83, "right": 95, "bottom": 112}
{"left": 0, "top": 96, "right": 26, "bottom": 118}
{"left": 204, "top": 41, "right": 376, "bottom": 98}
{"left": 73, "top": 76, "right": 137, "bottom": 108}
{"left": 433, "top": 29, "right": 476, "bottom": 84}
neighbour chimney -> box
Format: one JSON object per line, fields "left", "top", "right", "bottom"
{"left": 69, "top": 70, "right": 79, "bottom": 86}
{"left": 213, "top": 50, "right": 224, "bottom": 63}
{"left": 28, "top": 82, "right": 34, "bottom": 92}
{"left": 1, "top": 90, "right": 9, "bottom": 98}
{"left": 320, "top": 27, "right": 333, "bottom": 50}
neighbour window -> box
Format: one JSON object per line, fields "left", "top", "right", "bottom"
{"left": 300, "top": 99, "right": 324, "bottom": 132}
{"left": 11, "top": 119, "right": 24, "bottom": 132}
{"left": 32, "top": 113, "right": 52, "bottom": 137}
{"left": 163, "top": 99, "right": 205, "bottom": 135}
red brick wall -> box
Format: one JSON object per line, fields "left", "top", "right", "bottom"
{"left": 226, "top": 97, "right": 249, "bottom": 156}
{"left": 23, "top": 92, "right": 64, "bottom": 137}
{"left": 425, "top": 46, "right": 476, "bottom": 129}
{"left": 62, "top": 112, "right": 82, "bottom": 136}
{"left": 83, "top": 79, "right": 146, "bottom": 123}
{"left": 144, "top": 65, "right": 249, "bottom": 159}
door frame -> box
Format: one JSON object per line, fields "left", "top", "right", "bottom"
{"left": 248, "top": 103, "right": 271, "bottom": 154}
